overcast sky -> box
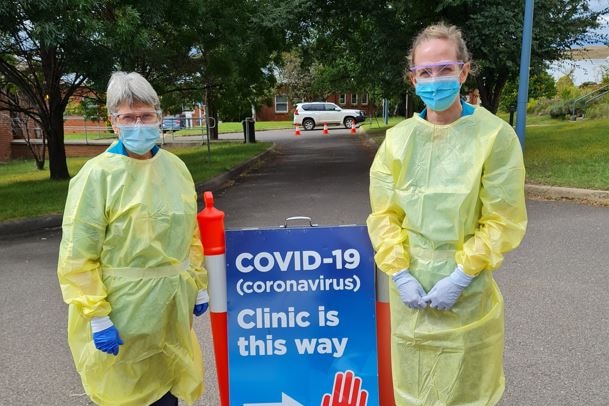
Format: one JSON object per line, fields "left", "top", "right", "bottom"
{"left": 545, "top": 2, "right": 608, "bottom": 84}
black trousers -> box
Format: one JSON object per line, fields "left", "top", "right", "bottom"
{"left": 150, "top": 392, "right": 178, "bottom": 406}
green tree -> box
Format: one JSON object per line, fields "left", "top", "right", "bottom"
{"left": 0, "top": 0, "right": 113, "bottom": 178}
{"left": 0, "top": 1, "right": 208, "bottom": 179}
{"left": 459, "top": 0, "right": 604, "bottom": 112}
{"left": 188, "top": 0, "right": 308, "bottom": 137}
{"left": 499, "top": 69, "right": 557, "bottom": 111}
{"left": 556, "top": 72, "right": 579, "bottom": 99}
{"left": 301, "top": 0, "right": 605, "bottom": 114}
{"left": 278, "top": 50, "right": 313, "bottom": 104}
{"left": 304, "top": 0, "right": 412, "bottom": 100}
{"left": 95, "top": 1, "right": 206, "bottom": 106}
{"left": 64, "top": 100, "right": 85, "bottom": 117}
{"left": 600, "top": 66, "right": 609, "bottom": 85}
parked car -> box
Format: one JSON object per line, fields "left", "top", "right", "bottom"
{"left": 293, "top": 102, "right": 366, "bottom": 131}
{"left": 162, "top": 116, "right": 182, "bottom": 132}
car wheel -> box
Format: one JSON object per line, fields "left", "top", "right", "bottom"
{"left": 344, "top": 117, "right": 355, "bottom": 129}
{"left": 302, "top": 118, "right": 315, "bottom": 131}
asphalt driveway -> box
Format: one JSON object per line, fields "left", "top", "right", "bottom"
{"left": 1, "top": 127, "right": 608, "bottom": 405}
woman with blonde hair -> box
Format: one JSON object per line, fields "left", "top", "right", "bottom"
{"left": 367, "top": 23, "right": 527, "bottom": 405}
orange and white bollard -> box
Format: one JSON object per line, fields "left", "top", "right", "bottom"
{"left": 322, "top": 122, "right": 329, "bottom": 135}
{"left": 351, "top": 121, "right": 357, "bottom": 135}
{"left": 294, "top": 124, "right": 301, "bottom": 136}
{"left": 197, "top": 192, "right": 229, "bottom": 406}
{"left": 376, "top": 268, "right": 396, "bottom": 406}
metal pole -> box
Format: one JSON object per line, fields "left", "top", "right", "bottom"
{"left": 383, "top": 98, "right": 389, "bottom": 125}
{"left": 83, "top": 116, "right": 88, "bottom": 144}
{"left": 515, "top": 0, "right": 535, "bottom": 149}
{"left": 205, "top": 104, "right": 211, "bottom": 163}
{"left": 203, "top": 89, "right": 212, "bottom": 163}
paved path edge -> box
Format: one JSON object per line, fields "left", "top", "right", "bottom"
{"left": 525, "top": 183, "right": 609, "bottom": 206}
{"left": 359, "top": 129, "right": 609, "bottom": 208}
{"left": 0, "top": 145, "right": 277, "bottom": 237}
{"left": 2, "top": 141, "right": 607, "bottom": 237}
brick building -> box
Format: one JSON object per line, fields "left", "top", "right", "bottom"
{"left": 257, "top": 88, "right": 376, "bottom": 121}
{"left": 0, "top": 86, "right": 379, "bottom": 161}
{"left": 0, "top": 104, "right": 112, "bottom": 162}
{"left": 0, "top": 112, "right": 12, "bottom": 161}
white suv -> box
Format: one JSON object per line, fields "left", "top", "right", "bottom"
{"left": 293, "top": 102, "right": 365, "bottom": 131}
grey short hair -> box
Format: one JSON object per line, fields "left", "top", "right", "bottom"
{"left": 106, "top": 72, "right": 160, "bottom": 115}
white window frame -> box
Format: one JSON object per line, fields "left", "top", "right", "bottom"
{"left": 361, "top": 93, "right": 368, "bottom": 105}
{"left": 338, "top": 94, "right": 346, "bottom": 105}
{"left": 275, "top": 95, "right": 289, "bottom": 113}
{"left": 350, "top": 93, "right": 358, "bottom": 105}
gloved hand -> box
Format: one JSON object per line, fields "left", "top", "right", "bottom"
{"left": 193, "top": 289, "right": 209, "bottom": 316}
{"left": 91, "top": 316, "right": 123, "bottom": 356}
{"left": 392, "top": 270, "right": 427, "bottom": 309}
{"left": 422, "top": 265, "right": 474, "bottom": 310}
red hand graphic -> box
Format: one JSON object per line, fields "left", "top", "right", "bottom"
{"left": 321, "top": 370, "right": 368, "bottom": 406}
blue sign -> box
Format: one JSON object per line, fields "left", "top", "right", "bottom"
{"left": 226, "top": 225, "right": 378, "bottom": 406}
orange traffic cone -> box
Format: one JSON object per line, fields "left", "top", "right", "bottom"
{"left": 350, "top": 121, "right": 357, "bottom": 135}
{"left": 322, "top": 122, "right": 329, "bottom": 135}
{"left": 294, "top": 124, "right": 301, "bottom": 136}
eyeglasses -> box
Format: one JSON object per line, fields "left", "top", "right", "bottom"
{"left": 111, "top": 111, "right": 160, "bottom": 125}
{"left": 410, "top": 61, "right": 464, "bottom": 79}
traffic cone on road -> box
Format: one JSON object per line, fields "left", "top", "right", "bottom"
{"left": 322, "top": 122, "right": 329, "bottom": 135}
{"left": 294, "top": 124, "right": 301, "bottom": 136}
{"left": 197, "top": 192, "right": 229, "bottom": 406}
{"left": 350, "top": 121, "right": 357, "bottom": 135}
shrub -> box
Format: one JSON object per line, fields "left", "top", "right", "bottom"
{"left": 549, "top": 104, "right": 566, "bottom": 119}
{"left": 584, "top": 103, "right": 609, "bottom": 119}
{"left": 529, "top": 97, "right": 559, "bottom": 116}
{"left": 556, "top": 75, "right": 580, "bottom": 100}
{"left": 526, "top": 98, "right": 538, "bottom": 114}
{"left": 548, "top": 100, "right": 577, "bottom": 119}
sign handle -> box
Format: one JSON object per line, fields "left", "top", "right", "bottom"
{"left": 280, "top": 216, "right": 319, "bottom": 228}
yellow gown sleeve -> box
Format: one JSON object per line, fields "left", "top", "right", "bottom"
{"left": 188, "top": 217, "right": 209, "bottom": 291}
{"left": 57, "top": 164, "right": 111, "bottom": 318}
{"left": 367, "top": 139, "right": 410, "bottom": 275}
{"left": 455, "top": 127, "right": 528, "bottom": 276}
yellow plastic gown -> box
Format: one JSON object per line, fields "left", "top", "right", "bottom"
{"left": 367, "top": 107, "right": 527, "bottom": 406}
{"left": 57, "top": 146, "right": 208, "bottom": 406}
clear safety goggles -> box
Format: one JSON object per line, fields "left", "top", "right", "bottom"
{"left": 111, "top": 110, "right": 161, "bottom": 125}
{"left": 410, "top": 61, "right": 464, "bottom": 79}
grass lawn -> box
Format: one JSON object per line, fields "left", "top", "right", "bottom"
{"left": 523, "top": 117, "right": 609, "bottom": 189}
{"left": 0, "top": 142, "right": 270, "bottom": 221}
{"left": 2, "top": 114, "right": 607, "bottom": 221}
{"left": 64, "top": 133, "right": 114, "bottom": 141}
{"left": 63, "top": 121, "right": 296, "bottom": 140}
{"left": 361, "top": 116, "right": 405, "bottom": 145}
{"left": 173, "top": 120, "right": 294, "bottom": 136}
{"left": 365, "top": 114, "right": 609, "bottom": 191}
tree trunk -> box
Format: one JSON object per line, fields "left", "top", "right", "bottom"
{"left": 34, "top": 141, "right": 45, "bottom": 170}
{"left": 476, "top": 72, "right": 508, "bottom": 114}
{"left": 46, "top": 108, "right": 70, "bottom": 180}
{"left": 39, "top": 46, "right": 70, "bottom": 180}
{"left": 207, "top": 90, "right": 219, "bottom": 140}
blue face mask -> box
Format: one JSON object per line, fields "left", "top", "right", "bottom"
{"left": 118, "top": 124, "right": 160, "bottom": 155}
{"left": 415, "top": 75, "right": 461, "bottom": 112}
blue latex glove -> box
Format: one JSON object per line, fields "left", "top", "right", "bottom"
{"left": 91, "top": 316, "right": 124, "bottom": 356}
{"left": 193, "top": 289, "right": 209, "bottom": 316}
{"left": 392, "top": 270, "right": 427, "bottom": 309}
{"left": 422, "top": 266, "right": 474, "bottom": 310}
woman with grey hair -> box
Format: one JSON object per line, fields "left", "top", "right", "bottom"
{"left": 58, "top": 71, "right": 209, "bottom": 406}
